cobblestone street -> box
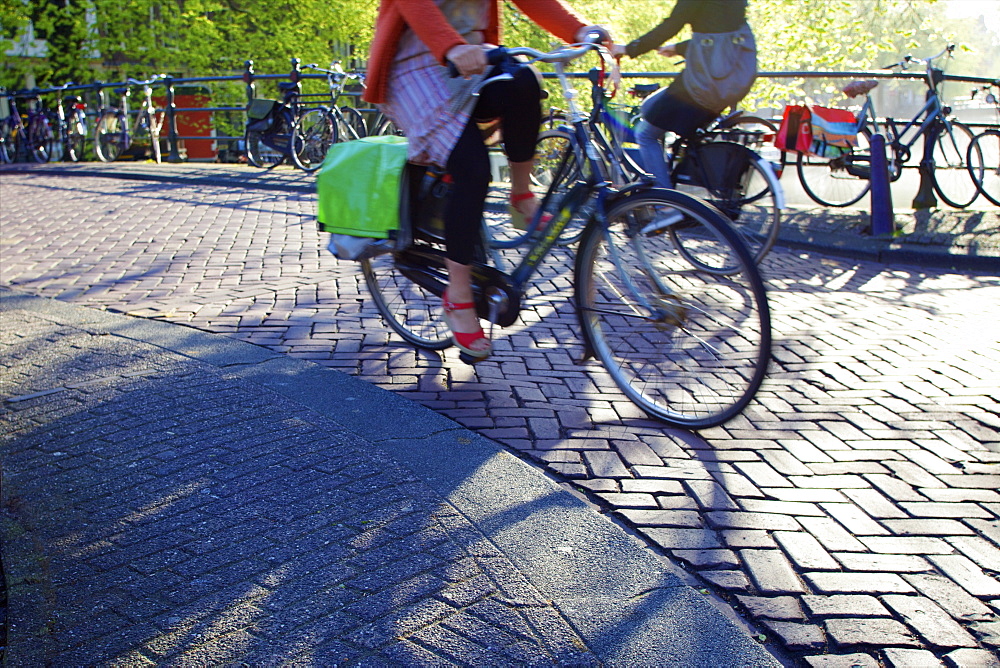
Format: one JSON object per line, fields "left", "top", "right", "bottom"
{"left": 2, "top": 171, "right": 999, "bottom": 666}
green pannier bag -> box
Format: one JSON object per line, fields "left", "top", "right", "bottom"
{"left": 317, "top": 136, "right": 409, "bottom": 260}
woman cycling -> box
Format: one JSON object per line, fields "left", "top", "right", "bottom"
{"left": 612, "top": 0, "right": 757, "bottom": 188}
{"left": 363, "top": 0, "right": 609, "bottom": 359}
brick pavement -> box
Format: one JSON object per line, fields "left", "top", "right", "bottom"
{"left": 2, "top": 169, "right": 1000, "bottom": 665}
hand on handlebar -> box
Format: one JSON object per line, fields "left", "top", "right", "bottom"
{"left": 576, "top": 25, "right": 612, "bottom": 47}
{"left": 446, "top": 44, "right": 489, "bottom": 78}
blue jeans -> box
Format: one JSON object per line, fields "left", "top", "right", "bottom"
{"left": 635, "top": 120, "right": 672, "bottom": 188}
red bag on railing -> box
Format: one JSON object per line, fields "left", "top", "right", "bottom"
{"left": 775, "top": 105, "right": 812, "bottom": 154}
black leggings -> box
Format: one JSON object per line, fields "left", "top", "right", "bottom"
{"left": 443, "top": 64, "right": 541, "bottom": 265}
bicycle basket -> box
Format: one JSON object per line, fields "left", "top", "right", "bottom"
{"left": 246, "top": 98, "right": 278, "bottom": 131}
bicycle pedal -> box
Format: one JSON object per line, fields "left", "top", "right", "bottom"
{"left": 641, "top": 210, "right": 685, "bottom": 237}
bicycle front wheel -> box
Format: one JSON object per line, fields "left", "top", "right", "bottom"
{"left": 339, "top": 106, "right": 367, "bottom": 140}
{"left": 574, "top": 189, "right": 771, "bottom": 429}
{"left": 796, "top": 128, "right": 873, "bottom": 207}
{"left": 932, "top": 120, "right": 978, "bottom": 209}
{"left": 361, "top": 248, "right": 453, "bottom": 350}
{"left": 94, "top": 112, "right": 124, "bottom": 162}
{"left": 968, "top": 129, "right": 999, "bottom": 207}
{"left": 66, "top": 112, "right": 87, "bottom": 162}
{"left": 291, "top": 108, "right": 336, "bottom": 172}
{"left": 28, "top": 118, "right": 54, "bottom": 163}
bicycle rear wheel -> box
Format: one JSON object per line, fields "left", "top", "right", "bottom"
{"left": 94, "top": 111, "right": 124, "bottom": 162}
{"left": 66, "top": 111, "right": 87, "bottom": 162}
{"left": 339, "top": 106, "right": 367, "bottom": 140}
{"left": 968, "top": 129, "right": 999, "bottom": 207}
{"left": 28, "top": 118, "right": 53, "bottom": 163}
{"left": 574, "top": 189, "right": 771, "bottom": 429}
{"left": 932, "top": 120, "right": 979, "bottom": 209}
{"left": 291, "top": 108, "right": 336, "bottom": 172}
{"left": 677, "top": 142, "right": 780, "bottom": 268}
{"left": 796, "top": 128, "right": 873, "bottom": 207}
{"left": 361, "top": 247, "right": 453, "bottom": 350}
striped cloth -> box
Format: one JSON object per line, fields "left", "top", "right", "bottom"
{"left": 379, "top": 52, "right": 486, "bottom": 168}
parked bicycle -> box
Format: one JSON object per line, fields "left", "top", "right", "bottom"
{"left": 47, "top": 82, "right": 89, "bottom": 162}
{"left": 244, "top": 75, "right": 312, "bottom": 168}
{"left": 290, "top": 61, "right": 367, "bottom": 172}
{"left": 797, "top": 44, "right": 982, "bottom": 209}
{"left": 517, "top": 69, "right": 783, "bottom": 267}
{"left": 0, "top": 90, "right": 55, "bottom": 164}
{"left": 967, "top": 81, "right": 999, "bottom": 207}
{"left": 94, "top": 75, "right": 166, "bottom": 163}
{"left": 359, "top": 40, "right": 771, "bottom": 428}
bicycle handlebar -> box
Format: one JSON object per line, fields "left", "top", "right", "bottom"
{"left": 125, "top": 74, "right": 166, "bottom": 86}
{"left": 446, "top": 38, "right": 607, "bottom": 78}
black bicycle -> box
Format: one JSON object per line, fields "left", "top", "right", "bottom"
{"left": 359, "top": 41, "right": 771, "bottom": 429}
{"left": 967, "top": 81, "right": 999, "bottom": 207}
{"left": 244, "top": 79, "right": 305, "bottom": 168}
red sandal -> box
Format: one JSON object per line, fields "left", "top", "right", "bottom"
{"left": 509, "top": 192, "right": 551, "bottom": 232}
{"left": 442, "top": 290, "right": 491, "bottom": 358}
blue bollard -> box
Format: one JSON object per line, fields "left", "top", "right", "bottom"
{"left": 869, "top": 133, "right": 893, "bottom": 236}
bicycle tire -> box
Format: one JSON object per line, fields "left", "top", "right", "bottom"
{"left": 131, "top": 111, "right": 155, "bottom": 162}
{"left": 149, "top": 111, "right": 163, "bottom": 164}
{"left": 245, "top": 113, "right": 289, "bottom": 168}
{"left": 291, "top": 108, "right": 337, "bottom": 172}
{"left": 372, "top": 115, "right": 403, "bottom": 137}
{"left": 361, "top": 248, "right": 454, "bottom": 351}
{"left": 94, "top": 111, "right": 124, "bottom": 162}
{"left": 28, "top": 117, "right": 53, "bottom": 163}
{"left": 796, "top": 127, "right": 874, "bottom": 207}
{"left": 574, "top": 188, "right": 771, "bottom": 428}
{"left": 968, "top": 129, "right": 1000, "bottom": 207}
{"left": 339, "top": 106, "right": 367, "bottom": 140}
{"left": 932, "top": 120, "right": 979, "bottom": 209}
{"left": 674, "top": 142, "right": 781, "bottom": 269}
{"left": 717, "top": 114, "right": 785, "bottom": 177}
{"left": 66, "top": 112, "right": 87, "bottom": 162}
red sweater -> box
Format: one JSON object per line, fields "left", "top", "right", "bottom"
{"left": 363, "top": 0, "right": 586, "bottom": 104}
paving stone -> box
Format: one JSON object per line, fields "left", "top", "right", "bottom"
{"left": 639, "top": 527, "right": 723, "bottom": 550}
{"left": 864, "top": 474, "right": 928, "bottom": 503}
{"left": 801, "top": 595, "right": 892, "bottom": 618}
{"left": 682, "top": 479, "right": 740, "bottom": 511}
{"left": 903, "top": 574, "right": 998, "bottom": 623}
{"left": 832, "top": 552, "right": 932, "bottom": 573}
{"left": 671, "top": 549, "right": 740, "bottom": 569}
{"left": 885, "top": 461, "right": 948, "bottom": 489}
{"left": 882, "top": 595, "right": 979, "bottom": 649}
{"left": 927, "top": 554, "right": 1000, "bottom": 598}
{"left": 733, "top": 461, "right": 793, "bottom": 487}
{"left": 761, "top": 620, "right": 826, "bottom": 651}
{"left": 943, "top": 648, "right": 1000, "bottom": 668}
{"left": 969, "top": 620, "right": 1000, "bottom": 648}
{"left": 859, "top": 536, "right": 956, "bottom": 555}
{"left": 722, "top": 529, "right": 777, "bottom": 549}
{"left": 802, "top": 653, "right": 879, "bottom": 668}
{"left": 760, "top": 487, "right": 848, "bottom": 503}
{"left": 883, "top": 648, "right": 945, "bottom": 667}
{"left": 820, "top": 503, "right": 891, "bottom": 536}
{"left": 883, "top": 520, "right": 977, "bottom": 537}
{"left": 759, "top": 450, "right": 814, "bottom": 476}
{"left": 923, "top": 489, "right": 1000, "bottom": 503}
{"left": 616, "top": 509, "right": 703, "bottom": 527}
{"left": 937, "top": 475, "right": 1000, "bottom": 489}
{"left": 736, "top": 595, "right": 806, "bottom": 621}
{"left": 595, "top": 493, "right": 659, "bottom": 508}
{"left": 899, "top": 502, "right": 994, "bottom": 519}
{"left": 618, "top": 478, "right": 684, "bottom": 495}
{"left": 788, "top": 475, "right": 872, "bottom": 489}
{"left": 740, "top": 549, "right": 807, "bottom": 594}
{"left": 706, "top": 511, "right": 800, "bottom": 531}
{"left": 698, "top": 570, "right": 751, "bottom": 591}
{"left": 799, "top": 517, "right": 869, "bottom": 553}
{"left": 656, "top": 495, "right": 699, "bottom": 510}
{"left": 841, "top": 488, "right": 907, "bottom": 519}
{"left": 774, "top": 531, "right": 840, "bottom": 570}
{"left": 825, "top": 617, "right": 921, "bottom": 649}
{"left": 947, "top": 536, "right": 1000, "bottom": 572}
{"left": 804, "top": 572, "right": 916, "bottom": 595}
{"left": 966, "top": 519, "right": 1000, "bottom": 548}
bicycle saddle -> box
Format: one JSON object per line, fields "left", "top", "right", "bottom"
{"left": 278, "top": 82, "right": 299, "bottom": 92}
{"left": 631, "top": 83, "right": 661, "bottom": 98}
{"left": 843, "top": 79, "right": 878, "bottom": 98}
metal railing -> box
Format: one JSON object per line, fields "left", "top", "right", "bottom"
{"left": 2, "top": 58, "right": 996, "bottom": 163}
